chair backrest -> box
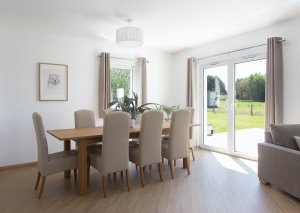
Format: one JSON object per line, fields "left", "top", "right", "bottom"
{"left": 168, "top": 109, "right": 191, "bottom": 159}
{"left": 102, "top": 111, "right": 130, "bottom": 174}
{"left": 32, "top": 112, "right": 49, "bottom": 172}
{"left": 74, "top": 109, "right": 96, "bottom": 128}
{"left": 184, "top": 107, "right": 194, "bottom": 139}
{"left": 139, "top": 111, "right": 164, "bottom": 166}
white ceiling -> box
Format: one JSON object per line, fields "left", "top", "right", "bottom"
{"left": 1, "top": 0, "right": 300, "bottom": 53}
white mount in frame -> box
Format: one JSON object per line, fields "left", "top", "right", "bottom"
{"left": 39, "top": 63, "right": 68, "bottom": 101}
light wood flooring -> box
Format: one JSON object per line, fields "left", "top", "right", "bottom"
{"left": 1, "top": 149, "right": 300, "bottom": 213}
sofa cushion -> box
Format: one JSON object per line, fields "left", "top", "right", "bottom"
{"left": 270, "top": 124, "right": 300, "bottom": 150}
{"left": 294, "top": 136, "right": 300, "bottom": 149}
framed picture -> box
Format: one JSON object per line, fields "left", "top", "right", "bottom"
{"left": 39, "top": 63, "right": 68, "bottom": 101}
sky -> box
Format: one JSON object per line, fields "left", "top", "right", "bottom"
{"left": 205, "top": 59, "right": 266, "bottom": 90}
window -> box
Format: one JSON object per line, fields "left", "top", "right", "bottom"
{"left": 110, "top": 59, "right": 134, "bottom": 102}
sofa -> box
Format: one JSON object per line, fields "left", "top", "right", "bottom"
{"left": 258, "top": 124, "right": 300, "bottom": 199}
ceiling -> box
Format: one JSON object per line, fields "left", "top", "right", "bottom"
{"left": 1, "top": 0, "right": 300, "bottom": 53}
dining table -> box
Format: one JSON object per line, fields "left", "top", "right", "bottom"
{"left": 47, "top": 121, "right": 199, "bottom": 196}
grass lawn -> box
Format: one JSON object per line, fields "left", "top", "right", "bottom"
{"left": 207, "top": 100, "right": 265, "bottom": 133}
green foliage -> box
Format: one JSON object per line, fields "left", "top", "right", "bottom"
{"left": 159, "top": 105, "right": 179, "bottom": 120}
{"left": 235, "top": 73, "right": 265, "bottom": 102}
{"left": 109, "top": 91, "right": 160, "bottom": 119}
{"left": 110, "top": 68, "right": 131, "bottom": 101}
{"left": 207, "top": 75, "right": 227, "bottom": 95}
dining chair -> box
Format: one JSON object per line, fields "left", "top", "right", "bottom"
{"left": 32, "top": 112, "right": 78, "bottom": 199}
{"left": 162, "top": 109, "right": 191, "bottom": 179}
{"left": 163, "top": 107, "right": 195, "bottom": 165}
{"left": 87, "top": 111, "right": 130, "bottom": 198}
{"left": 129, "top": 111, "right": 164, "bottom": 187}
{"left": 74, "top": 109, "right": 101, "bottom": 150}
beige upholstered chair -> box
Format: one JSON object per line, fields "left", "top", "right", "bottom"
{"left": 32, "top": 112, "right": 78, "bottom": 199}
{"left": 129, "top": 111, "right": 164, "bottom": 187}
{"left": 162, "top": 109, "right": 191, "bottom": 179}
{"left": 74, "top": 109, "right": 101, "bottom": 151}
{"left": 88, "top": 111, "right": 130, "bottom": 198}
{"left": 185, "top": 107, "right": 195, "bottom": 161}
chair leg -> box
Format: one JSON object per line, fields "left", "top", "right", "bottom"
{"left": 149, "top": 165, "right": 152, "bottom": 170}
{"left": 162, "top": 157, "right": 164, "bottom": 164}
{"left": 102, "top": 175, "right": 107, "bottom": 198}
{"left": 34, "top": 171, "right": 41, "bottom": 190}
{"left": 87, "top": 165, "right": 90, "bottom": 185}
{"left": 113, "top": 172, "right": 116, "bottom": 179}
{"left": 190, "top": 147, "right": 195, "bottom": 161}
{"left": 186, "top": 158, "right": 190, "bottom": 175}
{"left": 169, "top": 160, "right": 174, "bottom": 179}
{"left": 38, "top": 176, "right": 46, "bottom": 199}
{"left": 158, "top": 163, "right": 163, "bottom": 182}
{"left": 125, "top": 170, "right": 130, "bottom": 192}
{"left": 139, "top": 166, "right": 145, "bottom": 187}
{"left": 74, "top": 169, "right": 77, "bottom": 183}
{"left": 174, "top": 160, "right": 176, "bottom": 166}
{"left": 121, "top": 171, "right": 124, "bottom": 178}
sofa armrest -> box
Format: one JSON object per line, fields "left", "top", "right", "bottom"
{"left": 258, "top": 143, "right": 300, "bottom": 199}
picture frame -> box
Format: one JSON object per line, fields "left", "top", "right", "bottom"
{"left": 39, "top": 63, "right": 68, "bottom": 101}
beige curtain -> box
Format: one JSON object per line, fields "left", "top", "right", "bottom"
{"left": 187, "top": 57, "right": 197, "bottom": 140}
{"left": 99, "top": 52, "right": 111, "bottom": 118}
{"left": 135, "top": 57, "right": 147, "bottom": 105}
{"left": 187, "top": 57, "right": 196, "bottom": 108}
{"left": 265, "top": 37, "right": 283, "bottom": 131}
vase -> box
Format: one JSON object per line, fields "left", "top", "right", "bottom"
{"left": 130, "top": 119, "right": 136, "bottom": 128}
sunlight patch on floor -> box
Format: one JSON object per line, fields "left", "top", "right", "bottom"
{"left": 212, "top": 152, "right": 248, "bottom": 174}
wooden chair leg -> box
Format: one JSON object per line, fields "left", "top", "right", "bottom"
{"left": 139, "top": 166, "right": 144, "bottom": 187}
{"left": 186, "top": 158, "right": 190, "bottom": 175}
{"left": 121, "top": 171, "right": 124, "bottom": 178}
{"left": 158, "top": 163, "right": 163, "bottom": 182}
{"left": 169, "top": 160, "right": 174, "bottom": 179}
{"left": 168, "top": 160, "right": 171, "bottom": 166}
{"left": 102, "top": 175, "right": 107, "bottom": 198}
{"left": 149, "top": 165, "right": 152, "bottom": 170}
{"left": 35, "top": 171, "right": 41, "bottom": 190}
{"left": 143, "top": 166, "right": 145, "bottom": 172}
{"left": 190, "top": 147, "right": 195, "bottom": 161}
{"left": 174, "top": 160, "right": 176, "bottom": 166}
{"left": 125, "top": 170, "right": 130, "bottom": 192}
{"left": 113, "top": 172, "right": 116, "bottom": 179}
{"left": 38, "top": 176, "right": 46, "bottom": 199}
{"left": 87, "top": 166, "right": 90, "bottom": 185}
{"left": 162, "top": 157, "right": 164, "bottom": 164}
{"left": 74, "top": 169, "right": 77, "bottom": 183}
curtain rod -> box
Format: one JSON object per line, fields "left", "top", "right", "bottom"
{"left": 196, "top": 38, "right": 285, "bottom": 61}
{"left": 98, "top": 55, "right": 149, "bottom": 63}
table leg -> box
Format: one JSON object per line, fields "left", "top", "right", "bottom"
{"left": 77, "top": 142, "right": 88, "bottom": 195}
{"left": 183, "top": 158, "right": 187, "bottom": 168}
{"left": 64, "top": 140, "right": 71, "bottom": 178}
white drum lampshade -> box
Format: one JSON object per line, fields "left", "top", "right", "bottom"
{"left": 116, "top": 26, "right": 143, "bottom": 48}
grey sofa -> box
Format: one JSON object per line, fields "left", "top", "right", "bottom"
{"left": 258, "top": 124, "right": 300, "bottom": 199}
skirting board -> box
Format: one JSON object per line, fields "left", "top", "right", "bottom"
{"left": 0, "top": 162, "right": 37, "bottom": 171}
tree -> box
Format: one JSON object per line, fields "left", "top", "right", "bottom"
{"left": 207, "top": 75, "right": 227, "bottom": 95}
{"left": 110, "top": 68, "right": 131, "bottom": 101}
{"left": 235, "top": 73, "right": 265, "bottom": 102}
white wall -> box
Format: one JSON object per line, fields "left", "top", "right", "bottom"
{"left": 172, "top": 17, "right": 300, "bottom": 124}
{"left": 0, "top": 27, "right": 173, "bottom": 166}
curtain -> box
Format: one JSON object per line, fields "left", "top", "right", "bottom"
{"left": 265, "top": 37, "right": 283, "bottom": 131}
{"left": 134, "top": 57, "right": 147, "bottom": 105}
{"left": 187, "top": 57, "right": 197, "bottom": 145}
{"left": 99, "top": 52, "right": 111, "bottom": 118}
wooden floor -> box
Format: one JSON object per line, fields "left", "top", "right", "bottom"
{"left": 1, "top": 149, "right": 300, "bottom": 213}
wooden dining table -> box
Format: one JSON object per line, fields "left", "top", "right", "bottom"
{"left": 48, "top": 121, "right": 198, "bottom": 196}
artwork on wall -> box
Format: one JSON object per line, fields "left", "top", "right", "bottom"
{"left": 39, "top": 63, "right": 68, "bottom": 101}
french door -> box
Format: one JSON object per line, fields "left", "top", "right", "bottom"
{"left": 200, "top": 55, "right": 266, "bottom": 159}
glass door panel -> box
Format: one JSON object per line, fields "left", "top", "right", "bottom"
{"left": 204, "top": 66, "right": 228, "bottom": 150}
{"left": 234, "top": 59, "right": 266, "bottom": 157}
